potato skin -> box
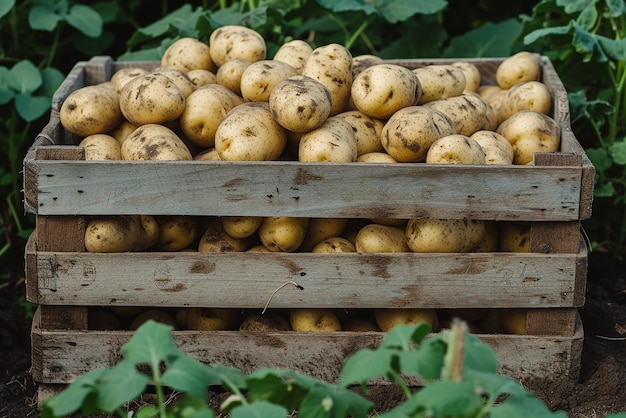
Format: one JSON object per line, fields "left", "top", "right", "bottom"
{"left": 209, "top": 25, "right": 266, "bottom": 67}
{"left": 240, "top": 59, "right": 298, "bottom": 102}
{"left": 355, "top": 223, "right": 410, "bottom": 253}
{"left": 351, "top": 64, "right": 421, "bottom": 119}
{"left": 425, "top": 134, "right": 486, "bottom": 165}
{"left": 269, "top": 75, "right": 332, "bottom": 132}
{"left": 85, "top": 215, "right": 159, "bottom": 253}
{"left": 422, "top": 93, "right": 492, "bottom": 137}
{"left": 273, "top": 39, "right": 313, "bottom": 74}
{"left": 155, "top": 215, "right": 199, "bottom": 251}
{"left": 312, "top": 237, "right": 356, "bottom": 253}
{"left": 216, "top": 58, "right": 251, "bottom": 95}
{"left": 60, "top": 85, "right": 122, "bottom": 137}
{"left": 496, "top": 110, "right": 560, "bottom": 165}
{"left": 495, "top": 80, "right": 552, "bottom": 123}
{"left": 79, "top": 134, "right": 122, "bottom": 160}
{"left": 258, "top": 217, "right": 310, "bottom": 252}
{"left": 496, "top": 51, "right": 540, "bottom": 89}
{"left": 121, "top": 124, "right": 192, "bottom": 161}
{"left": 405, "top": 218, "right": 486, "bottom": 253}
{"left": 413, "top": 64, "right": 466, "bottom": 104}
{"left": 198, "top": 218, "right": 248, "bottom": 253}
{"left": 334, "top": 110, "right": 385, "bottom": 156}
{"left": 161, "top": 37, "right": 215, "bottom": 73}
{"left": 110, "top": 67, "right": 149, "bottom": 94}
{"left": 221, "top": 216, "right": 263, "bottom": 239}
{"left": 298, "top": 117, "right": 358, "bottom": 162}
{"left": 470, "top": 130, "right": 514, "bottom": 165}
{"left": 119, "top": 73, "right": 185, "bottom": 126}
{"left": 452, "top": 61, "right": 481, "bottom": 93}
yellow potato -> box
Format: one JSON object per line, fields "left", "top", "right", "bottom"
{"left": 355, "top": 223, "right": 410, "bottom": 253}
{"left": 472, "top": 221, "right": 499, "bottom": 252}
{"left": 499, "top": 221, "right": 531, "bottom": 252}
{"left": 374, "top": 308, "right": 439, "bottom": 332}
{"left": 290, "top": 308, "right": 342, "bottom": 332}
{"left": 185, "top": 307, "right": 240, "bottom": 331}
{"left": 153, "top": 66, "right": 197, "bottom": 98}
{"left": 273, "top": 39, "right": 313, "bottom": 74}
{"left": 79, "top": 134, "right": 122, "bottom": 160}
{"left": 215, "top": 58, "right": 251, "bottom": 95}
{"left": 240, "top": 59, "right": 298, "bottom": 102}
{"left": 155, "top": 215, "right": 199, "bottom": 251}
{"left": 107, "top": 119, "right": 137, "bottom": 144}
{"left": 422, "top": 93, "right": 491, "bottom": 137}
{"left": 413, "top": 64, "right": 466, "bottom": 104}
{"left": 496, "top": 51, "right": 541, "bottom": 89}
{"left": 470, "top": 130, "right": 514, "bottom": 165}
{"left": 60, "top": 85, "right": 122, "bottom": 137}
{"left": 425, "top": 134, "right": 486, "bottom": 165}
{"left": 161, "top": 37, "right": 215, "bottom": 73}
{"left": 405, "top": 218, "right": 486, "bottom": 253}
{"left": 381, "top": 106, "right": 456, "bottom": 163}
{"left": 121, "top": 124, "right": 192, "bottom": 161}
{"left": 258, "top": 217, "right": 310, "bottom": 252}
{"left": 452, "top": 61, "right": 481, "bottom": 93}
{"left": 118, "top": 73, "right": 185, "bottom": 126}
{"left": 239, "top": 311, "right": 291, "bottom": 331}
{"left": 496, "top": 110, "right": 560, "bottom": 165}
{"left": 193, "top": 147, "right": 221, "bottom": 160}
{"left": 85, "top": 215, "right": 159, "bottom": 253}
{"left": 186, "top": 69, "right": 217, "bottom": 87}
{"left": 298, "top": 117, "right": 357, "bottom": 162}
{"left": 311, "top": 236, "right": 356, "bottom": 253}
{"left": 334, "top": 110, "right": 385, "bottom": 156}
{"left": 209, "top": 25, "right": 266, "bottom": 67}
{"left": 299, "top": 218, "right": 348, "bottom": 252}
{"left": 350, "top": 54, "right": 384, "bottom": 78}
{"left": 198, "top": 218, "right": 248, "bottom": 252}
{"left": 495, "top": 81, "right": 552, "bottom": 123}
{"left": 500, "top": 308, "right": 527, "bottom": 334}
{"left": 110, "top": 67, "right": 149, "bottom": 94}
{"left": 221, "top": 216, "right": 263, "bottom": 239}
{"left": 356, "top": 152, "right": 397, "bottom": 163}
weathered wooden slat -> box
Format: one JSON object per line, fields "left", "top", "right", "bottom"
{"left": 28, "top": 158, "right": 583, "bottom": 220}
{"left": 31, "top": 318, "right": 583, "bottom": 386}
{"left": 29, "top": 248, "right": 586, "bottom": 309}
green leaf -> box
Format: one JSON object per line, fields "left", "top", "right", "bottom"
{"left": 161, "top": 354, "right": 216, "bottom": 399}
{"left": 463, "top": 369, "right": 529, "bottom": 399}
{"left": 412, "top": 380, "right": 483, "bottom": 417}
{"left": 610, "top": 139, "right": 626, "bottom": 165}
{"left": 170, "top": 395, "right": 216, "bottom": 418}
{"left": 594, "top": 181, "right": 616, "bottom": 197}
{"left": 0, "top": 0, "right": 15, "bottom": 19}
{"left": 230, "top": 400, "right": 289, "bottom": 418}
{"left": 15, "top": 94, "right": 51, "bottom": 122}
{"left": 556, "top": 0, "right": 591, "bottom": 14}
{"left": 120, "top": 320, "right": 180, "bottom": 368}
{"left": 339, "top": 348, "right": 396, "bottom": 387}
{"left": 64, "top": 4, "right": 103, "bottom": 37}
{"left": 40, "top": 369, "right": 107, "bottom": 417}
{"left": 605, "top": 0, "right": 626, "bottom": 17}
{"left": 96, "top": 359, "right": 149, "bottom": 413}
{"left": 136, "top": 405, "right": 159, "bottom": 418}
{"left": 10, "top": 60, "right": 42, "bottom": 94}
{"left": 443, "top": 19, "right": 523, "bottom": 58}
{"left": 316, "top": 0, "right": 378, "bottom": 15}
{"left": 210, "top": 364, "right": 248, "bottom": 391}
{"left": 381, "top": 323, "right": 431, "bottom": 349}
{"left": 462, "top": 333, "right": 498, "bottom": 374}
{"left": 118, "top": 48, "right": 163, "bottom": 62}
{"left": 29, "top": 5, "right": 63, "bottom": 31}
{"left": 606, "top": 414, "right": 626, "bottom": 418}
{"left": 572, "top": 21, "right": 607, "bottom": 62}
{"left": 375, "top": 0, "right": 447, "bottom": 23}
{"left": 246, "top": 371, "right": 306, "bottom": 410}
{"left": 0, "top": 89, "right": 14, "bottom": 105}
{"left": 490, "top": 393, "right": 568, "bottom": 417}
{"left": 299, "top": 386, "right": 336, "bottom": 418}
{"left": 576, "top": 2, "right": 598, "bottom": 30}
{"left": 39, "top": 67, "right": 66, "bottom": 98}
{"left": 585, "top": 147, "right": 612, "bottom": 175}
{"left": 399, "top": 336, "right": 445, "bottom": 379}
{"left": 523, "top": 24, "right": 571, "bottom": 45}
{"left": 596, "top": 36, "right": 626, "bottom": 61}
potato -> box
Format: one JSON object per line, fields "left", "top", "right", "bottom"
{"left": 299, "top": 217, "right": 348, "bottom": 252}
{"left": 405, "top": 218, "right": 486, "bottom": 253}
{"left": 496, "top": 51, "right": 540, "bottom": 89}
{"left": 343, "top": 316, "right": 381, "bottom": 332}
{"left": 273, "top": 39, "right": 313, "bottom": 74}
{"left": 351, "top": 63, "right": 421, "bottom": 119}
{"left": 110, "top": 67, "right": 149, "bottom": 94}
{"left": 312, "top": 236, "right": 357, "bottom": 253}
{"left": 374, "top": 308, "right": 439, "bottom": 333}
{"left": 258, "top": 217, "right": 310, "bottom": 252}
{"left": 130, "top": 309, "right": 178, "bottom": 331}
{"left": 193, "top": 147, "right": 221, "bottom": 160}
{"left": 155, "top": 215, "right": 199, "bottom": 251}
{"left": 79, "top": 134, "right": 122, "bottom": 160}
{"left": 380, "top": 106, "right": 456, "bottom": 163}
{"left": 186, "top": 69, "right": 217, "bottom": 87}
{"left": 495, "top": 80, "right": 552, "bottom": 123}
{"left": 60, "top": 85, "right": 122, "bottom": 137}
{"left": 107, "top": 119, "right": 137, "bottom": 144}
{"left": 477, "top": 85, "right": 507, "bottom": 108}
{"left": 185, "top": 307, "right": 240, "bottom": 331}
{"left": 499, "top": 221, "right": 531, "bottom": 252}
{"left": 246, "top": 245, "right": 272, "bottom": 253}
{"left": 161, "top": 37, "right": 215, "bottom": 73}
{"left": 350, "top": 54, "right": 384, "bottom": 78}
{"left": 298, "top": 116, "right": 358, "bottom": 162}
{"left": 425, "top": 134, "right": 486, "bottom": 165}
{"left": 153, "top": 66, "right": 196, "bottom": 98}
{"left": 119, "top": 72, "right": 185, "bottom": 126}
{"left": 290, "top": 308, "right": 342, "bottom": 332}
{"left": 472, "top": 221, "right": 499, "bottom": 252}
{"left": 452, "top": 61, "right": 481, "bottom": 93}
{"left": 209, "top": 25, "right": 266, "bottom": 67}
{"left": 198, "top": 218, "right": 248, "bottom": 252}
{"left": 413, "top": 64, "right": 466, "bottom": 104}
{"left": 355, "top": 223, "right": 410, "bottom": 253}
{"left": 496, "top": 110, "right": 560, "bottom": 165}
{"left": 239, "top": 311, "right": 291, "bottom": 331}
{"left": 215, "top": 102, "right": 287, "bottom": 161}
{"left": 221, "top": 216, "right": 263, "bottom": 239}
{"left": 216, "top": 58, "right": 251, "bottom": 95}
{"left": 240, "top": 59, "right": 298, "bottom": 102}
{"left": 334, "top": 110, "right": 385, "bottom": 156}
{"left": 500, "top": 308, "right": 527, "bottom": 335}
{"left": 269, "top": 75, "right": 332, "bottom": 133}
{"left": 302, "top": 43, "right": 353, "bottom": 115}
{"left": 470, "top": 130, "right": 514, "bottom": 165}
{"left": 85, "top": 215, "right": 159, "bottom": 253}
{"left": 356, "top": 152, "right": 397, "bottom": 163}
{"left": 422, "top": 93, "right": 491, "bottom": 136}
{"left": 121, "top": 123, "right": 192, "bottom": 161}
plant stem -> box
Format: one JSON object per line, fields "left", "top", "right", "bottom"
{"left": 387, "top": 369, "right": 413, "bottom": 399}
{"left": 45, "top": 27, "right": 62, "bottom": 68}
{"left": 344, "top": 15, "right": 375, "bottom": 51}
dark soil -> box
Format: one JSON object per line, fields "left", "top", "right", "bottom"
{"left": 1, "top": 252, "right": 625, "bottom": 417}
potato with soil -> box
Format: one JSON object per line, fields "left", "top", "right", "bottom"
{"left": 299, "top": 218, "right": 348, "bottom": 252}
{"left": 258, "top": 217, "right": 310, "bottom": 252}
{"left": 496, "top": 110, "right": 560, "bottom": 165}
{"left": 239, "top": 311, "right": 291, "bottom": 331}
{"left": 185, "top": 307, "right": 240, "bottom": 331}
{"left": 153, "top": 66, "right": 197, "bottom": 98}
{"left": 302, "top": 43, "right": 353, "bottom": 115}
{"left": 121, "top": 124, "right": 192, "bottom": 161}
{"left": 60, "top": 85, "right": 122, "bottom": 137}
{"left": 155, "top": 215, "right": 199, "bottom": 251}
{"left": 405, "top": 218, "right": 486, "bottom": 253}
{"left": 413, "top": 64, "right": 466, "bottom": 104}
{"left": 422, "top": 93, "right": 492, "bottom": 136}
{"left": 290, "top": 308, "right": 342, "bottom": 332}
{"left": 452, "top": 61, "right": 481, "bottom": 93}
{"left": 269, "top": 75, "right": 332, "bottom": 133}
{"left": 240, "top": 59, "right": 298, "bottom": 102}
{"left": 273, "top": 39, "right": 313, "bottom": 74}
{"left": 85, "top": 215, "right": 159, "bottom": 253}
{"left": 350, "top": 54, "right": 384, "bottom": 78}
{"left": 374, "top": 308, "right": 439, "bottom": 332}
{"left": 78, "top": 134, "right": 122, "bottom": 160}
{"left": 215, "top": 102, "right": 287, "bottom": 161}
{"left": 209, "top": 25, "right": 266, "bottom": 67}
{"left": 179, "top": 84, "right": 244, "bottom": 148}
{"left": 187, "top": 69, "right": 217, "bottom": 87}
{"left": 216, "top": 58, "right": 251, "bottom": 95}
{"left": 198, "top": 218, "right": 248, "bottom": 253}
{"left": 356, "top": 152, "right": 397, "bottom": 163}
{"left": 470, "top": 130, "right": 514, "bottom": 165}
{"left": 118, "top": 72, "right": 185, "bottom": 126}
{"left": 161, "top": 37, "right": 215, "bottom": 73}
{"left": 425, "top": 134, "right": 486, "bottom": 165}
{"left": 334, "top": 110, "right": 385, "bottom": 156}
{"left": 355, "top": 223, "right": 411, "bottom": 253}
{"left": 221, "top": 216, "right": 263, "bottom": 239}
{"left": 496, "top": 51, "right": 541, "bottom": 89}
{"left": 499, "top": 221, "right": 531, "bottom": 252}
{"left": 312, "top": 236, "right": 357, "bottom": 253}
{"left": 351, "top": 63, "right": 422, "bottom": 119}
{"left": 110, "top": 67, "right": 149, "bottom": 94}
{"left": 298, "top": 116, "right": 358, "bottom": 162}
{"left": 381, "top": 106, "right": 456, "bottom": 163}
{"left": 495, "top": 80, "right": 552, "bottom": 123}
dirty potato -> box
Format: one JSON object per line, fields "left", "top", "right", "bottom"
{"left": 121, "top": 123, "right": 192, "bottom": 161}
{"left": 161, "top": 37, "right": 215, "bottom": 73}
{"left": 496, "top": 110, "right": 560, "bottom": 165}
{"left": 240, "top": 59, "right": 298, "bottom": 102}
{"left": 79, "top": 134, "right": 122, "bottom": 160}
{"left": 60, "top": 85, "right": 122, "bottom": 137}
{"left": 425, "top": 134, "right": 486, "bottom": 165}
{"left": 413, "top": 64, "right": 466, "bottom": 104}
{"left": 209, "top": 25, "right": 267, "bottom": 67}
{"left": 298, "top": 116, "right": 358, "bottom": 162}
{"left": 273, "top": 39, "right": 313, "bottom": 74}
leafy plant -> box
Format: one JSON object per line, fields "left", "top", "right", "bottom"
{"left": 520, "top": 0, "right": 626, "bottom": 259}
{"left": 41, "top": 319, "right": 571, "bottom": 418}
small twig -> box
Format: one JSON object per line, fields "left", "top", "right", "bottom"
{"left": 262, "top": 281, "right": 304, "bottom": 314}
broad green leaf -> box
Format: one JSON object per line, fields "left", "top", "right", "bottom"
{"left": 316, "top": 0, "right": 378, "bottom": 15}
{"left": 557, "top": 0, "right": 593, "bottom": 14}
{"left": 96, "top": 359, "right": 149, "bottom": 413}
{"left": 118, "top": 48, "right": 163, "bottom": 62}
{"left": 298, "top": 385, "right": 373, "bottom": 418}
{"left": 10, "top": 60, "right": 42, "bottom": 94}
{"left": 462, "top": 333, "right": 498, "bottom": 374}
{"left": 610, "top": 140, "right": 626, "bottom": 165}
{"left": 596, "top": 36, "right": 626, "bottom": 61}
{"left": 606, "top": 0, "right": 626, "bottom": 17}
{"left": 606, "top": 414, "right": 626, "bottom": 418}
{"left": 170, "top": 395, "right": 216, "bottom": 418}
{"left": 490, "top": 393, "right": 568, "bottom": 417}
{"left": 398, "top": 336, "right": 445, "bottom": 379}
{"left": 339, "top": 348, "right": 396, "bottom": 387}
{"left": 0, "top": 0, "right": 14, "bottom": 19}
{"left": 91, "top": 1, "right": 120, "bottom": 23}
{"left": 29, "top": 5, "right": 63, "bottom": 31}
{"left": 246, "top": 371, "right": 306, "bottom": 410}
{"left": 594, "top": 181, "right": 616, "bottom": 197}
{"left": 377, "top": 21, "right": 447, "bottom": 59}
{"left": 299, "top": 386, "right": 336, "bottom": 418}
{"left": 40, "top": 368, "right": 107, "bottom": 418}
{"left": 65, "top": 4, "right": 103, "bottom": 37}
{"left": 375, "top": 0, "right": 448, "bottom": 23}
{"left": 330, "top": 388, "right": 374, "bottom": 418}
{"left": 572, "top": 21, "right": 607, "bottom": 62}
{"left": 120, "top": 320, "right": 180, "bottom": 368}
{"left": 443, "top": 19, "right": 523, "bottom": 58}
{"left": 136, "top": 405, "right": 159, "bottom": 418}
{"left": 209, "top": 364, "right": 248, "bottom": 391}
{"left": 381, "top": 323, "right": 431, "bottom": 349}
{"left": 230, "top": 400, "right": 289, "bottom": 418}
{"left": 412, "top": 380, "right": 483, "bottom": 417}
{"left": 161, "top": 354, "right": 216, "bottom": 399}
{"left": 585, "top": 147, "right": 612, "bottom": 175}
{"left": 39, "top": 67, "right": 65, "bottom": 98}
{"left": 130, "top": 4, "right": 200, "bottom": 40}
{"left": 523, "top": 25, "right": 571, "bottom": 45}
{"left": 15, "top": 94, "right": 51, "bottom": 122}
{"left": 0, "top": 89, "right": 14, "bottom": 105}
{"left": 462, "top": 369, "right": 529, "bottom": 399}
{"left": 576, "top": 2, "right": 598, "bottom": 30}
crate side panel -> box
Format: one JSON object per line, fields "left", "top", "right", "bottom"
{"left": 31, "top": 160, "right": 582, "bottom": 220}
{"left": 34, "top": 251, "right": 582, "bottom": 308}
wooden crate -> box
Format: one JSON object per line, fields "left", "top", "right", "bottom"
{"left": 23, "top": 56, "right": 593, "bottom": 403}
